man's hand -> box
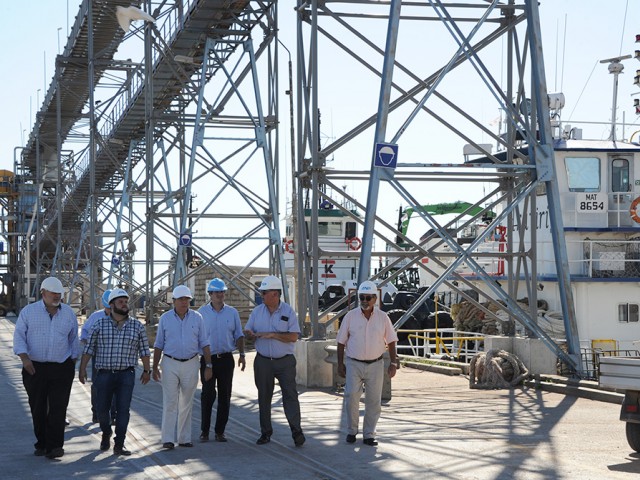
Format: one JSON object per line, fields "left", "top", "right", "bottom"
{"left": 337, "top": 362, "right": 346, "bottom": 378}
{"left": 21, "top": 357, "right": 35, "bottom": 376}
{"left": 79, "top": 368, "right": 87, "bottom": 384}
{"left": 238, "top": 356, "right": 246, "bottom": 371}
{"left": 388, "top": 363, "right": 398, "bottom": 379}
{"left": 152, "top": 367, "right": 161, "bottom": 382}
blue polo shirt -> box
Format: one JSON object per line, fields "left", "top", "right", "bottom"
{"left": 245, "top": 301, "right": 300, "bottom": 358}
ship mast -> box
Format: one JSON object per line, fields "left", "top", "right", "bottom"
{"left": 601, "top": 54, "right": 632, "bottom": 141}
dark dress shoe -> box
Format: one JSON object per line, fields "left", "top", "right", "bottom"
{"left": 199, "top": 433, "right": 209, "bottom": 442}
{"left": 34, "top": 448, "right": 46, "bottom": 456}
{"left": 214, "top": 433, "right": 227, "bottom": 442}
{"left": 64, "top": 418, "right": 70, "bottom": 426}
{"left": 346, "top": 434, "right": 356, "bottom": 444}
{"left": 162, "top": 442, "right": 175, "bottom": 450}
{"left": 178, "top": 442, "right": 193, "bottom": 447}
{"left": 92, "top": 414, "right": 98, "bottom": 424}
{"left": 45, "top": 447, "right": 64, "bottom": 459}
{"left": 293, "top": 432, "right": 305, "bottom": 447}
{"left": 256, "top": 434, "right": 270, "bottom": 445}
{"left": 363, "top": 438, "right": 378, "bottom": 446}
{"left": 100, "top": 433, "right": 111, "bottom": 451}
{"left": 113, "top": 445, "right": 132, "bottom": 456}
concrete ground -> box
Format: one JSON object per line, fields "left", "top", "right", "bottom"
{"left": 1, "top": 316, "right": 639, "bottom": 479}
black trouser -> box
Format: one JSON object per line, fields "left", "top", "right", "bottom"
{"left": 200, "top": 354, "right": 234, "bottom": 435}
{"left": 253, "top": 353, "right": 302, "bottom": 437}
{"left": 23, "top": 358, "right": 75, "bottom": 453}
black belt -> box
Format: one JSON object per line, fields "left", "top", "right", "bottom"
{"left": 165, "top": 354, "right": 197, "bottom": 362}
{"left": 98, "top": 366, "right": 134, "bottom": 373}
{"left": 257, "top": 352, "right": 292, "bottom": 361}
{"left": 349, "top": 356, "right": 383, "bottom": 364}
{"left": 207, "top": 352, "right": 233, "bottom": 359}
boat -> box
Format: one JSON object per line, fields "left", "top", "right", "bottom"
{"left": 414, "top": 56, "right": 640, "bottom": 358}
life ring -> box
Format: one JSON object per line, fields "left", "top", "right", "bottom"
{"left": 283, "top": 239, "right": 294, "bottom": 254}
{"left": 631, "top": 197, "right": 640, "bottom": 223}
{"left": 347, "top": 237, "right": 362, "bottom": 251}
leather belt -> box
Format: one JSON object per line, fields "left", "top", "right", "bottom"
{"left": 98, "top": 366, "right": 134, "bottom": 373}
{"left": 257, "top": 352, "right": 292, "bottom": 361}
{"left": 349, "top": 356, "right": 383, "bottom": 364}
{"left": 165, "top": 354, "right": 197, "bottom": 362}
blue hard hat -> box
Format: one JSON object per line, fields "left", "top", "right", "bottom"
{"left": 102, "top": 290, "right": 112, "bottom": 308}
{"left": 207, "top": 278, "right": 227, "bottom": 292}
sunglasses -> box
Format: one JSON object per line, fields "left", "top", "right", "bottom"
{"left": 359, "top": 294, "right": 374, "bottom": 302}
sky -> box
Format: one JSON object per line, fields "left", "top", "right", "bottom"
{"left": 0, "top": 0, "right": 639, "bottom": 256}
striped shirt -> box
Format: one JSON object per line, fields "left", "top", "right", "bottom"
{"left": 154, "top": 308, "right": 209, "bottom": 359}
{"left": 198, "top": 303, "right": 244, "bottom": 355}
{"left": 13, "top": 300, "right": 79, "bottom": 363}
{"left": 83, "top": 316, "right": 150, "bottom": 370}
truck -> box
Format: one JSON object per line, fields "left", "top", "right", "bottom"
{"left": 598, "top": 356, "right": 640, "bottom": 452}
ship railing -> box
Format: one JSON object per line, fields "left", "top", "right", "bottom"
{"left": 559, "top": 347, "right": 640, "bottom": 380}
{"left": 397, "top": 328, "right": 485, "bottom": 363}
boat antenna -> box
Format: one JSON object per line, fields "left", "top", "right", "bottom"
{"left": 600, "top": 54, "right": 632, "bottom": 141}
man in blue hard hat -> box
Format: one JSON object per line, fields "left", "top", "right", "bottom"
{"left": 79, "top": 288, "right": 151, "bottom": 456}
{"left": 198, "top": 278, "right": 246, "bottom": 443}
{"left": 81, "top": 290, "right": 116, "bottom": 424}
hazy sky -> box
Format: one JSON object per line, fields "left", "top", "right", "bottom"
{"left": 0, "top": 0, "right": 638, "bottom": 233}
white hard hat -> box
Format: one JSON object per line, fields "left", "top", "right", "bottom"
{"left": 40, "top": 277, "right": 66, "bottom": 294}
{"left": 172, "top": 285, "right": 193, "bottom": 299}
{"left": 108, "top": 288, "right": 129, "bottom": 304}
{"left": 357, "top": 280, "right": 378, "bottom": 295}
{"left": 259, "top": 275, "right": 283, "bottom": 291}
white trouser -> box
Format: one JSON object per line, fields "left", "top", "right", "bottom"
{"left": 343, "top": 357, "right": 384, "bottom": 439}
{"left": 160, "top": 355, "right": 199, "bottom": 444}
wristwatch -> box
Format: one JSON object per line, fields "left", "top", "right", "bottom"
{"left": 239, "top": 353, "right": 246, "bottom": 357}
{"left": 143, "top": 369, "right": 151, "bottom": 374}
{"left": 205, "top": 363, "right": 213, "bottom": 368}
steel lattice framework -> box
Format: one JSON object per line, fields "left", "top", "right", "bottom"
{"left": 294, "top": 0, "right": 581, "bottom": 373}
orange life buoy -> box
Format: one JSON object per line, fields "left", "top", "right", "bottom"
{"left": 283, "top": 239, "right": 294, "bottom": 254}
{"left": 630, "top": 197, "right": 640, "bottom": 224}
{"left": 347, "top": 237, "right": 362, "bottom": 251}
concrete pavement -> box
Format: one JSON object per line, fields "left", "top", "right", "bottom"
{"left": 1, "top": 316, "right": 639, "bottom": 479}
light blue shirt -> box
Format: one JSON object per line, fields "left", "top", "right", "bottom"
{"left": 154, "top": 308, "right": 209, "bottom": 359}
{"left": 81, "top": 308, "right": 109, "bottom": 342}
{"left": 245, "top": 301, "right": 300, "bottom": 358}
{"left": 13, "top": 300, "right": 79, "bottom": 362}
{"left": 198, "top": 303, "right": 244, "bottom": 355}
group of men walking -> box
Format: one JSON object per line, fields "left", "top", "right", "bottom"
{"left": 13, "top": 274, "right": 398, "bottom": 459}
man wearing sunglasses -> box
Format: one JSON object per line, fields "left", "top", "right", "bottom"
{"left": 336, "top": 280, "right": 398, "bottom": 447}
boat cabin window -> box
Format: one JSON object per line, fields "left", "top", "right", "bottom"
{"left": 317, "top": 221, "right": 342, "bottom": 236}
{"left": 618, "top": 303, "right": 639, "bottom": 323}
{"left": 611, "top": 158, "right": 630, "bottom": 192}
{"left": 564, "top": 157, "right": 600, "bottom": 192}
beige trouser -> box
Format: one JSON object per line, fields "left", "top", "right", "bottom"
{"left": 343, "top": 357, "right": 384, "bottom": 439}
{"left": 160, "top": 355, "right": 199, "bottom": 444}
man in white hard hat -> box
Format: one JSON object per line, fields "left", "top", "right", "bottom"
{"left": 79, "top": 288, "right": 151, "bottom": 456}
{"left": 244, "top": 275, "right": 305, "bottom": 447}
{"left": 198, "top": 278, "right": 246, "bottom": 443}
{"left": 80, "top": 289, "right": 116, "bottom": 424}
{"left": 152, "top": 285, "right": 213, "bottom": 450}
{"left": 13, "top": 276, "right": 79, "bottom": 459}
{"left": 337, "top": 280, "right": 399, "bottom": 446}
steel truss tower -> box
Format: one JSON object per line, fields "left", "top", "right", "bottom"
{"left": 18, "top": 0, "right": 284, "bottom": 320}
{"left": 295, "top": 1, "right": 581, "bottom": 373}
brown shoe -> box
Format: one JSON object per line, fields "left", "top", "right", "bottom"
{"left": 215, "top": 433, "right": 227, "bottom": 442}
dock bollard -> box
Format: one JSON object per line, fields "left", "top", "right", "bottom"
{"left": 324, "top": 344, "right": 392, "bottom": 401}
